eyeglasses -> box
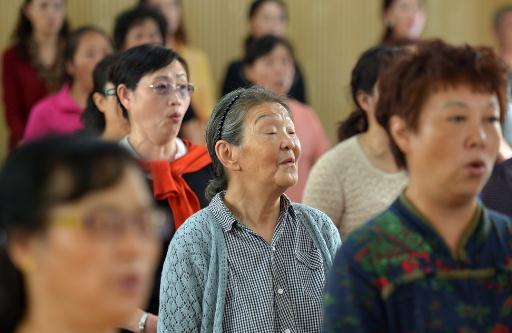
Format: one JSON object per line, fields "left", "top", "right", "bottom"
{"left": 104, "top": 88, "right": 116, "bottom": 97}
{"left": 148, "top": 82, "right": 195, "bottom": 98}
{"left": 51, "top": 207, "right": 168, "bottom": 240}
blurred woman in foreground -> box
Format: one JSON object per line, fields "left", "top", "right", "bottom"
{"left": 0, "top": 134, "right": 162, "bottom": 333}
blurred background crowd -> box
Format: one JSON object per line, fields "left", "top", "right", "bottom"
{"left": 0, "top": 0, "right": 511, "bottom": 161}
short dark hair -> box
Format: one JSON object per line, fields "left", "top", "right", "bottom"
{"left": 205, "top": 86, "right": 291, "bottom": 201}
{"left": 109, "top": 44, "right": 189, "bottom": 118}
{"left": 82, "top": 53, "right": 121, "bottom": 135}
{"left": 113, "top": 4, "right": 167, "bottom": 50}
{"left": 248, "top": 0, "right": 288, "bottom": 21}
{"left": 376, "top": 39, "right": 508, "bottom": 169}
{"left": 337, "top": 46, "right": 403, "bottom": 142}
{"left": 63, "top": 26, "right": 111, "bottom": 83}
{"left": 244, "top": 34, "right": 295, "bottom": 66}
{"left": 0, "top": 134, "right": 140, "bottom": 333}
{"left": 494, "top": 5, "right": 512, "bottom": 31}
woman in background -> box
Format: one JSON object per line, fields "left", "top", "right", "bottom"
{"left": 244, "top": 35, "right": 329, "bottom": 202}
{"left": 381, "top": 0, "right": 426, "bottom": 46}
{"left": 2, "top": 0, "right": 69, "bottom": 150}
{"left": 113, "top": 4, "right": 167, "bottom": 51}
{"left": 0, "top": 134, "right": 162, "bottom": 333}
{"left": 82, "top": 54, "right": 130, "bottom": 141}
{"left": 222, "top": 0, "right": 308, "bottom": 104}
{"left": 303, "top": 46, "right": 407, "bottom": 236}
{"left": 23, "top": 26, "right": 112, "bottom": 141}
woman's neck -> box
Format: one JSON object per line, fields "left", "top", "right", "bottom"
{"left": 357, "top": 123, "right": 399, "bottom": 173}
{"left": 166, "top": 35, "right": 177, "bottom": 50}
{"left": 70, "top": 83, "right": 89, "bottom": 109}
{"left": 224, "top": 182, "right": 282, "bottom": 243}
{"left": 32, "top": 32, "right": 59, "bottom": 67}
{"left": 128, "top": 132, "right": 177, "bottom": 161}
{"left": 405, "top": 184, "right": 478, "bottom": 256}
{"left": 500, "top": 48, "right": 512, "bottom": 68}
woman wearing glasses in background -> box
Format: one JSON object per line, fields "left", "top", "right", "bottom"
{"left": 110, "top": 44, "right": 214, "bottom": 332}
{"left": 81, "top": 53, "right": 130, "bottom": 141}
{"left": 0, "top": 134, "right": 162, "bottom": 333}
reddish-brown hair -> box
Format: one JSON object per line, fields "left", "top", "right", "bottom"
{"left": 376, "top": 39, "right": 509, "bottom": 169}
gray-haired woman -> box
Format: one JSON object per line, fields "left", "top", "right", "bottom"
{"left": 157, "top": 86, "right": 341, "bottom": 332}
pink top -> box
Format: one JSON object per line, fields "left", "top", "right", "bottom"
{"left": 23, "top": 84, "right": 83, "bottom": 142}
{"left": 286, "top": 99, "right": 330, "bottom": 202}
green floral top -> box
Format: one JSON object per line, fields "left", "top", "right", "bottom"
{"left": 323, "top": 194, "right": 512, "bottom": 333}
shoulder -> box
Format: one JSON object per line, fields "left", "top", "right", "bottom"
{"left": 311, "top": 138, "right": 358, "bottom": 171}
{"left": 487, "top": 208, "right": 512, "bottom": 242}
{"left": 3, "top": 45, "right": 21, "bottom": 60}
{"left": 292, "top": 203, "right": 339, "bottom": 235}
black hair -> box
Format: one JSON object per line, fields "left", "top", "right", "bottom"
{"left": 337, "top": 46, "right": 402, "bottom": 142}
{"left": 110, "top": 44, "right": 189, "bottom": 118}
{"left": 63, "top": 26, "right": 111, "bottom": 84}
{"left": 494, "top": 5, "right": 512, "bottom": 32}
{"left": 205, "top": 86, "right": 291, "bottom": 201}
{"left": 245, "top": 0, "right": 288, "bottom": 50}
{"left": 82, "top": 53, "right": 120, "bottom": 135}
{"left": 113, "top": 4, "right": 168, "bottom": 51}
{"left": 244, "top": 34, "right": 295, "bottom": 66}
{"left": 11, "top": 0, "right": 70, "bottom": 59}
{"left": 0, "top": 134, "right": 140, "bottom": 333}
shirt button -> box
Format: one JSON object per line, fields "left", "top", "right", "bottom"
{"left": 272, "top": 246, "right": 276, "bottom": 251}
{"left": 284, "top": 329, "right": 291, "bottom": 333}
{"left": 277, "top": 288, "right": 284, "bottom": 295}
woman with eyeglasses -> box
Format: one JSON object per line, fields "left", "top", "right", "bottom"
{"left": 110, "top": 44, "right": 214, "bottom": 332}
{"left": 81, "top": 54, "right": 130, "bottom": 141}
{"left": 0, "top": 134, "right": 163, "bottom": 333}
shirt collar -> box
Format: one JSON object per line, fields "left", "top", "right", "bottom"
{"left": 118, "top": 136, "right": 187, "bottom": 160}
{"left": 395, "top": 192, "right": 490, "bottom": 261}
{"left": 209, "top": 192, "right": 294, "bottom": 233}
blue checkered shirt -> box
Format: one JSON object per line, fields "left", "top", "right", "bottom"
{"left": 210, "top": 194, "right": 328, "bottom": 332}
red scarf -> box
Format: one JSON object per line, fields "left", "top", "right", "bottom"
{"left": 141, "top": 141, "right": 212, "bottom": 230}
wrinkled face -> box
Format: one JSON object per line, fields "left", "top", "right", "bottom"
{"left": 234, "top": 102, "right": 301, "bottom": 192}
{"left": 393, "top": 85, "right": 501, "bottom": 203}
{"left": 146, "top": 0, "right": 181, "bottom": 36}
{"left": 123, "top": 19, "right": 163, "bottom": 50}
{"left": 22, "top": 167, "right": 161, "bottom": 328}
{"left": 250, "top": 1, "right": 287, "bottom": 38}
{"left": 496, "top": 11, "right": 512, "bottom": 50}
{"left": 97, "top": 82, "right": 130, "bottom": 140}
{"left": 25, "top": 0, "right": 66, "bottom": 36}
{"left": 385, "top": 0, "right": 426, "bottom": 40}
{"left": 122, "top": 60, "right": 191, "bottom": 145}
{"left": 67, "top": 32, "right": 112, "bottom": 93}
{"left": 246, "top": 44, "right": 295, "bottom": 97}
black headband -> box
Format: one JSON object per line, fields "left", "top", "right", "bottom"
{"left": 216, "top": 92, "right": 243, "bottom": 142}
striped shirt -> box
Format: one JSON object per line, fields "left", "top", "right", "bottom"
{"left": 209, "top": 193, "right": 326, "bottom": 332}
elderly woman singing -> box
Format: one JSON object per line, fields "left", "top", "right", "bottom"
{"left": 157, "top": 86, "right": 341, "bottom": 332}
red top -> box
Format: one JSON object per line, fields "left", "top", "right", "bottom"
{"left": 2, "top": 46, "right": 50, "bottom": 150}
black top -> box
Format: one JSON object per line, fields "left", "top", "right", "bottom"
{"left": 481, "top": 158, "right": 512, "bottom": 217}
{"left": 146, "top": 164, "right": 214, "bottom": 315}
{"left": 221, "top": 59, "right": 307, "bottom": 103}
